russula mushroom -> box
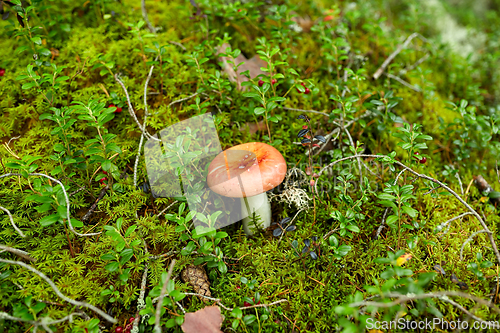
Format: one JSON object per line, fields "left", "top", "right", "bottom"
{"left": 207, "top": 142, "right": 287, "bottom": 236}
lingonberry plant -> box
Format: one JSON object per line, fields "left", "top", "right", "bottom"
{"left": 2, "top": 0, "right": 500, "bottom": 332}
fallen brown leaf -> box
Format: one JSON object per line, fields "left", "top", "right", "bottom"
{"left": 181, "top": 306, "right": 223, "bottom": 333}
{"left": 217, "top": 43, "right": 267, "bottom": 91}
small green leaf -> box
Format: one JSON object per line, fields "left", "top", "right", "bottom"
{"left": 31, "top": 36, "right": 42, "bottom": 45}
{"left": 105, "top": 262, "right": 119, "bottom": 272}
{"left": 40, "top": 214, "right": 60, "bottom": 226}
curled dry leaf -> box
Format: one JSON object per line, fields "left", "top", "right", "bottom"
{"left": 181, "top": 306, "right": 223, "bottom": 333}
{"left": 217, "top": 43, "right": 267, "bottom": 91}
{"left": 181, "top": 265, "right": 211, "bottom": 302}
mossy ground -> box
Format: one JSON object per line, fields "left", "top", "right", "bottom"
{"left": 1, "top": 0, "right": 500, "bottom": 332}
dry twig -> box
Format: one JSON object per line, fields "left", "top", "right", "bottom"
{"left": 154, "top": 259, "right": 176, "bottom": 333}
{"left": 0, "top": 205, "right": 25, "bottom": 238}
{"left": 0, "top": 173, "right": 101, "bottom": 237}
{"left": 315, "top": 154, "right": 500, "bottom": 266}
{"left": 0, "top": 245, "right": 35, "bottom": 262}
{"left": 372, "top": 33, "right": 429, "bottom": 80}
{"left": 0, "top": 258, "right": 116, "bottom": 323}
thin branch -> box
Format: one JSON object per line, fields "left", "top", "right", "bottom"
{"left": 384, "top": 73, "right": 421, "bottom": 92}
{"left": 68, "top": 186, "right": 86, "bottom": 197}
{"left": 0, "top": 205, "right": 25, "bottom": 237}
{"left": 0, "top": 173, "right": 101, "bottom": 237}
{"left": 0, "top": 258, "right": 116, "bottom": 323}
{"left": 349, "top": 291, "right": 500, "bottom": 317}
{"left": 168, "top": 41, "right": 186, "bottom": 51}
{"left": 460, "top": 229, "right": 488, "bottom": 260}
{"left": 0, "top": 245, "right": 35, "bottom": 262}
{"left": 157, "top": 200, "right": 179, "bottom": 217}
{"left": 312, "top": 111, "right": 372, "bottom": 156}
{"left": 163, "top": 93, "right": 198, "bottom": 112}
{"left": 373, "top": 32, "right": 429, "bottom": 80}
{"left": 398, "top": 53, "right": 430, "bottom": 76}
{"left": 183, "top": 293, "right": 288, "bottom": 312}
{"left": 435, "top": 212, "right": 473, "bottom": 233}
{"left": 442, "top": 296, "right": 487, "bottom": 323}
{"left": 154, "top": 259, "right": 176, "bottom": 333}
{"left": 132, "top": 262, "right": 149, "bottom": 333}
{"left": 0, "top": 311, "right": 86, "bottom": 333}
{"left": 81, "top": 184, "right": 109, "bottom": 222}
{"left": 277, "top": 209, "right": 305, "bottom": 246}
{"left": 114, "top": 74, "right": 159, "bottom": 142}
{"left": 373, "top": 208, "right": 390, "bottom": 241}
{"left": 344, "top": 126, "right": 363, "bottom": 187}
{"left": 496, "top": 161, "right": 500, "bottom": 185}
{"left": 323, "top": 228, "right": 340, "bottom": 241}
{"left": 141, "top": 0, "right": 156, "bottom": 33}
{"left": 316, "top": 154, "right": 500, "bottom": 266}
{"left": 133, "top": 61, "right": 159, "bottom": 220}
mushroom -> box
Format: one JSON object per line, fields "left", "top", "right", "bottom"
{"left": 207, "top": 142, "right": 287, "bottom": 236}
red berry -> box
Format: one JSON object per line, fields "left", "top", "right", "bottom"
{"left": 244, "top": 301, "right": 251, "bottom": 307}
{"left": 235, "top": 286, "right": 241, "bottom": 289}
{"left": 115, "top": 327, "right": 123, "bottom": 333}
{"left": 102, "top": 171, "right": 108, "bottom": 175}
{"left": 304, "top": 87, "right": 311, "bottom": 94}
{"left": 109, "top": 104, "right": 115, "bottom": 108}
{"left": 237, "top": 9, "right": 242, "bottom": 12}
{"left": 324, "top": 15, "right": 334, "bottom": 21}
{"left": 302, "top": 125, "right": 308, "bottom": 129}
{"left": 300, "top": 82, "right": 305, "bottom": 87}
{"left": 99, "top": 177, "right": 107, "bottom": 183}
{"left": 258, "top": 79, "right": 264, "bottom": 87}
{"left": 0, "top": 69, "right": 5, "bottom": 76}
{"left": 271, "top": 78, "right": 277, "bottom": 85}
{"left": 419, "top": 157, "right": 427, "bottom": 164}
{"left": 114, "top": 106, "right": 122, "bottom": 113}
{"left": 296, "top": 88, "right": 302, "bottom": 93}
{"left": 129, "top": 317, "right": 135, "bottom": 323}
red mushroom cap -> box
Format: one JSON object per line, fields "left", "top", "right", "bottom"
{"left": 207, "top": 142, "right": 286, "bottom": 198}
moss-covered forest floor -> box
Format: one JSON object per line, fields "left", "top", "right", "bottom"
{"left": 1, "top": 0, "right": 500, "bottom": 332}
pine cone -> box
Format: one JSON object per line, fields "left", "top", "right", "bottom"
{"left": 181, "top": 265, "right": 211, "bottom": 302}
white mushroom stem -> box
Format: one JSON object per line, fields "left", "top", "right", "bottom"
{"left": 241, "top": 192, "right": 272, "bottom": 236}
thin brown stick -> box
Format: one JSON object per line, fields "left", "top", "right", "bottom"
{"left": 384, "top": 73, "right": 421, "bottom": 92}
{"left": 0, "top": 206, "right": 25, "bottom": 238}
{"left": 154, "top": 259, "right": 176, "bottom": 333}
{"left": 81, "top": 184, "right": 109, "bottom": 222}
{"left": 141, "top": 0, "right": 156, "bottom": 33}
{"left": 372, "top": 32, "right": 428, "bottom": 80}
{"left": 316, "top": 154, "right": 500, "bottom": 266}
{"left": 0, "top": 258, "right": 116, "bottom": 323}
{"left": 0, "top": 245, "right": 35, "bottom": 262}
{"left": 350, "top": 290, "right": 500, "bottom": 316}
{"left": 168, "top": 41, "right": 186, "bottom": 51}
{"left": 0, "top": 173, "right": 101, "bottom": 237}
{"left": 183, "top": 292, "right": 288, "bottom": 311}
